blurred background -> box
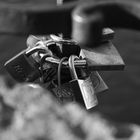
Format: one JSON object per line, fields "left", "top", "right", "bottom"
{"left": 0, "top": 0, "right": 140, "bottom": 126}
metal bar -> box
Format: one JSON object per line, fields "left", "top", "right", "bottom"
{"left": 44, "top": 57, "right": 87, "bottom": 67}
{"left": 44, "top": 55, "right": 125, "bottom": 70}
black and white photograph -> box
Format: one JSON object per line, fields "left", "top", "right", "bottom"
{"left": 0, "top": 0, "right": 140, "bottom": 140}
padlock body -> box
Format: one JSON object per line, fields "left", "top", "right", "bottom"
{"left": 51, "top": 82, "right": 75, "bottom": 103}
{"left": 90, "top": 71, "right": 108, "bottom": 94}
{"left": 4, "top": 51, "right": 40, "bottom": 82}
{"left": 79, "top": 69, "right": 108, "bottom": 94}
{"left": 70, "top": 78, "right": 98, "bottom": 109}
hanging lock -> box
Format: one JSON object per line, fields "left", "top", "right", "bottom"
{"left": 80, "top": 69, "right": 108, "bottom": 94}
{"left": 4, "top": 47, "right": 46, "bottom": 82}
{"left": 51, "top": 57, "right": 75, "bottom": 103}
{"left": 49, "top": 34, "right": 81, "bottom": 58}
{"left": 68, "top": 55, "right": 98, "bottom": 109}
{"left": 90, "top": 71, "right": 108, "bottom": 94}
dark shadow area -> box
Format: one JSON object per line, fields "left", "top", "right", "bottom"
{"left": 94, "top": 29, "right": 140, "bottom": 124}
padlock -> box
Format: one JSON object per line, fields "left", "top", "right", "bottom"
{"left": 50, "top": 34, "right": 81, "bottom": 58}
{"left": 68, "top": 55, "right": 98, "bottom": 109}
{"left": 90, "top": 71, "right": 108, "bottom": 94}
{"left": 4, "top": 47, "right": 46, "bottom": 82}
{"left": 51, "top": 81, "right": 75, "bottom": 103}
{"left": 78, "top": 69, "right": 108, "bottom": 94}
{"left": 50, "top": 57, "right": 75, "bottom": 103}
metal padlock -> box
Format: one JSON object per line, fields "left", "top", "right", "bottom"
{"left": 79, "top": 69, "right": 108, "bottom": 94}
{"left": 90, "top": 71, "right": 108, "bottom": 94}
{"left": 4, "top": 47, "right": 46, "bottom": 82}
{"left": 50, "top": 57, "right": 75, "bottom": 103}
{"left": 68, "top": 55, "right": 98, "bottom": 109}
{"left": 51, "top": 81, "right": 75, "bottom": 103}
{"left": 50, "top": 34, "right": 81, "bottom": 58}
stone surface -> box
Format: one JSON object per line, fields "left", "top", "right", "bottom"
{"left": 0, "top": 76, "right": 139, "bottom": 140}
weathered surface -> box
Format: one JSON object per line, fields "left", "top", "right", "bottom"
{"left": 81, "top": 41, "right": 125, "bottom": 71}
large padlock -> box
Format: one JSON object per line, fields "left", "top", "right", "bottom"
{"left": 68, "top": 55, "right": 98, "bottom": 109}
{"left": 4, "top": 47, "right": 46, "bottom": 82}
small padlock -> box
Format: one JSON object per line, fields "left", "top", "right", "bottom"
{"left": 50, "top": 57, "right": 75, "bottom": 103}
{"left": 51, "top": 81, "right": 75, "bottom": 103}
{"left": 4, "top": 47, "right": 45, "bottom": 82}
{"left": 80, "top": 69, "right": 108, "bottom": 94}
{"left": 90, "top": 71, "right": 108, "bottom": 94}
{"left": 68, "top": 55, "right": 98, "bottom": 109}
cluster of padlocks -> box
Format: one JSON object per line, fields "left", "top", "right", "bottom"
{"left": 4, "top": 28, "right": 125, "bottom": 110}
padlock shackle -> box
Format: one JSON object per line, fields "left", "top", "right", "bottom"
{"left": 25, "top": 46, "right": 48, "bottom": 57}
{"left": 58, "top": 57, "right": 68, "bottom": 88}
{"left": 50, "top": 34, "right": 78, "bottom": 45}
{"left": 68, "top": 55, "right": 79, "bottom": 80}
